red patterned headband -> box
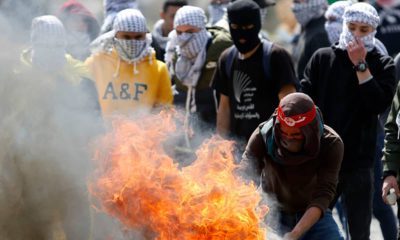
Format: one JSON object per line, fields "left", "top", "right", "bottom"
{"left": 277, "top": 105, "right": 316, "bottom": 128}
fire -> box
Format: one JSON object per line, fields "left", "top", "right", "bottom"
{"left": 90, "top": 111, "right": 268, "bottom": 239}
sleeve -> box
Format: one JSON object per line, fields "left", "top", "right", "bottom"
{"left": 298, "top": 31, "right": 330, "bottom": 80}
{"left": 299, "top": 50, "right": 320, "bottom": 98}
{"left": 156, "top": 63, "right": 173, "bottom": 105}
{"left": 211, "top": 48, "right": 231, "bottom": 96}
{"left": 307, "top": 133, "right": 344, "bottom": 214}
{"left": 269, "top": 45, "right": 299, "bottom": 90}
{"left": 358, "top": 55, "right": 397, "bottom": 114}
{"left": 238, "top": 127, "right": 267, "bottom": 186}
{"left": 383, "top": 82, "right": 400, "bottom": 175}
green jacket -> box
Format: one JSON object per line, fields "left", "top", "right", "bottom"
{"left": 173, "top": 26, "right": 233, "bottom": 91}
{"left": 383, "top": 82, "right": 400, "bottom": 179}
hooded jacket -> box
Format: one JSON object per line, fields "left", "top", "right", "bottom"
{"left": 85, "top": 48, "right": 173, "bottom": 117}
{"left": 240, "top": 94, "right": 343, "bottom": 214}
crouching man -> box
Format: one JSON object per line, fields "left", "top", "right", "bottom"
{"left": 239, "top": 93, "right": 344, "bottom": 240}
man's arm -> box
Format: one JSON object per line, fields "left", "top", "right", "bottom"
{"left": 283, "top": 207, "right": 322, "bottom": 240}
{"left": 217, "top": 94, "right": 231, "bottom": 138}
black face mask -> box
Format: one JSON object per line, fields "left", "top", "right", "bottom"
{"left": 229, "top": 24, "right": 261, "bottom": 54}
{"left": 227, "top": 0, "right": 262, "bottom": 54}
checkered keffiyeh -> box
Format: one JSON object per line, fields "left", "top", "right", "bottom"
{"left": 292, "top": 0, "right": 327, "bottom": 26}
{"left": 104, "top": 0, "right": 138, "bottom": 17}
{"left": 113, "top": 9, "right": 147, "bottom": 33}
{"left": 174, "top": 6, "right": 207, "bottom": 29}
{"left": 325, "top": 1, "right": 352, "bottom": 22}
{"left": 343, "top": 2, "right": 380, "bottom": 28}
{"left": 31, "top": 15, "right": 66, "bottom": 47}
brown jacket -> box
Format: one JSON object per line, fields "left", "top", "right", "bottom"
{"left": 240, "top": 120, "right": 343, "bottom": 214}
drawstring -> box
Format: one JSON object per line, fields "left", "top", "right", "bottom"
{"left": 114, "top": 50, "right": 153, "bottom": 78}
{"left": 113, "top": 58, "right": 121, "bottom": 79}
{"left": 184, "top": 86, "right": 193, "bottom": 148}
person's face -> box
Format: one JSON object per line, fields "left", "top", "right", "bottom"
{"left": 229, "top": 23, "right": 255, "bottom": 44}
{"left": 64, "top": 15, "right": 88, "bottom": 32}
{"left": 347, "top": 22, "right": 374, "bottom": 38}
{"left": 175, "top": 25, "right": 201, "bottom": 35}
{"left": 161, "top": 5, "right": 182, "bottom": 35}
{"left": 279, "top": 124, "right": 305, "bottom": 153}
{"left": 115, "top": 31, "right": 146, "bottom": 40}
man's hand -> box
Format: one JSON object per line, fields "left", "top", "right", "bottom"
{"left": 382, "top": 175, "right": 400, "bottom": 204}
{"left": 283, "top": 232, "right": 300, "bottom": 240}
{"left": 347, "top": 37, "right": 367, "bottom": 66}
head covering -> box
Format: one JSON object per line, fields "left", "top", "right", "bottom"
{"left": 171, "top": 6, "right": 211, "bottom": 87}
{"left": 58, "top": 0, "right": 100, "bottom": 40}
{"left": 227, "top": 0, "right": 261, "bottom": 54}
{"left": 174, "top": 6, "right": 207, "bottom": 29}
{"left": 342, "top": 2, "right": 380, "bottom": 28}
{"left": 31, "top": 15, "right": 67, "bottom": 47}
{"left": 30, "top": 15, "right": 67, "bottom": 71}
{"left": 111, "top": 9, "right": 153, "bottom": 74}
{"left": 292, "top": 0, "right": 327, "bottom": 27}
{"left": 338, "top": 2, "right": 380, "bottom": 52}
{"left": 101, "top": 0, "right": 138, "bottom": 34}
{"left": 324, "top": 1, "right": 352, "bottom": 44}
{"left": 104, "top": 0, "right": 138, "bottom": 17}
{"left": 113, "top": 8, "right": 148, "bottom": 32}
{"left": 269, "top": 93, "right": 324, "bottom": 166}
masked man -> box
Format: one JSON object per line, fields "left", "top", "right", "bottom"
{"left": 240, "top": 92, "right": 344, "bottom": 240}
{"left": 301, "top": 3, "right": 396, "bottom": 239}
{"left": 85, "top": 9, "right": 173, "bottom": 118}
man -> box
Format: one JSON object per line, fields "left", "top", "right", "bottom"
{"left": 240, "top": 92, "right": 344, "bottom": 239}
{"left": 100, "top": 0, "right": 138, "bottom": 34}
{"left": 301, "top": 3, "right": 396, "bottom": 239}
{"left": 166, "top": 6, "right": 232, "bottom": 131}
{"left": 85, "top": 9, "right": 173, "bottom": 117}
{"left": 152, "top": 0, "right": 187, "bottom": 62}
{"left": 291, "top": 0, "right": 330, "bottom": 80}
{"left": 213, "top": 0, "right": 297, "bottom": 144}
{"left": 207, "top": 0, "right": 230, "bottom": 27}
{"left": 58, "top": 0, "right": 100, "bottom": 61}
{"left": 373, "top": 0, "right": 400, "bottom": 57}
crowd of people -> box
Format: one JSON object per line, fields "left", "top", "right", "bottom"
{"left": 6, "top": 0, "right": 400, "bottom": 239}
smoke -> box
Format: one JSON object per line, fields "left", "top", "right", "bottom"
{"left": 0, "top": 32, "right": 113, "bottom": 239}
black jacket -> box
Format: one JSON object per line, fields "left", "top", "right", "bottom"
{"left": 301, "top": 46, "right": 396, "bottom": 171}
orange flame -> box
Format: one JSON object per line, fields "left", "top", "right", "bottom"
{"left": 90, "top": 111, "right": 268, "bottom": 239}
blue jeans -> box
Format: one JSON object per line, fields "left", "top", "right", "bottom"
{"left": 278, "top": 209, "right": 344, "bottom": 240}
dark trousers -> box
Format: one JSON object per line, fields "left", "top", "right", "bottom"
{"left": 278, "top": 209, "right": 343, "bottom": 239}
{"left": 335, "top": 168, "right": 374, "bottom": 240}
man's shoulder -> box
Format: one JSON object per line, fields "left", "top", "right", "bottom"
{"left": 322, "top": 125, "right": 343, "bottom": 146}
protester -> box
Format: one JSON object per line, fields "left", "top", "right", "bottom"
{"left": 382, "top": 52, "right": 400, "bottom": 240}
{"left": 212, "top": 0, "right": 297, "bottom": 145}
{"left": 152, "top": 0, "right": 187, "bottom": 62}
{"left": 240, "top": 92, "right": 344, "bottom": 239}
{"left": 207, "top": 0, "right": 230, "bottom": 27}
{"left": 58, "top": 0, "right": 100, "bottom": 61}
{"left": 17, "top": 15, "right": 99, "bottom": 240}
{"left": 165, "top": 6, "right": 232, "bottom": 131}
{"left": 374, "top": 0, "right": 400, "bottom": 57}
{"left": 301, "top": 3, "right": 397, "bottom": 239}
{"left": 85, "top": 9, "right": 173, "bottom": 117}
{"left": 100, "top": 0, "right": 138, "bottom": 34}
{"left": 324, "top": 0, "right": 388, "bottom": 55}
{"left": 291, "top": 0, "right": 330, "bottom": 80}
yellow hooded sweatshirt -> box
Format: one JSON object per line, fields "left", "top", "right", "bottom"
{"left": 85, "top": 49, "right": 173, "bottom": 117}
